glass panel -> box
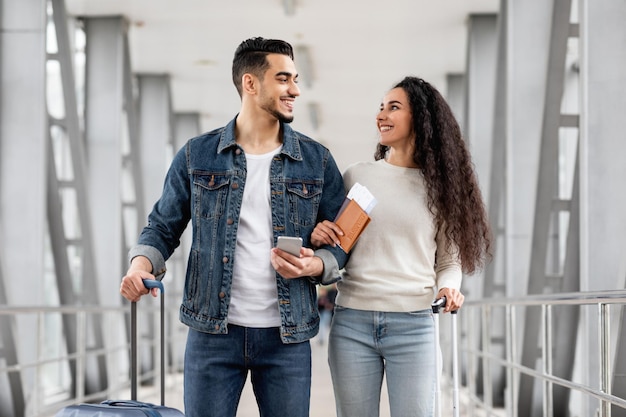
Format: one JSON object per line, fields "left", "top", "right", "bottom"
{"left": 50, "top": 124, "right": 74, "bottom": 181}
{"left": 46, "top": 1, "right": 57, "bottom": 54}
{"left": 60, "top": 187, "right": 81, "bottom": 241}
{"left": 46, "top": 60, "right": 65, "bottom": 120}
{"left": 74, "top": 25, "right": 87, "bottom": 126}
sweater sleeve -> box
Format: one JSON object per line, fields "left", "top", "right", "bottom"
{"left": 434, "top": 227, "right": 463, "bottom": 291}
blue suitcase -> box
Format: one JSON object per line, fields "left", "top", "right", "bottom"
{"left": 56, "top": 400, "right": 184, "bottom": 417}
{"left": 55, "top": 280, "right": 184, "bottom": 416}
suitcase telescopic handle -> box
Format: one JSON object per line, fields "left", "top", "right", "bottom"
{"left": 131, "top": 279, "right": 165, "bottom": 405}
{"left": 431, "top": 296, "right": 459, "bottom": 314}
{"left": 142, "top": 279, "right": 164, "bottom": 293}
{"left": 431, "top": 295, "right": 460, "bottom": 417}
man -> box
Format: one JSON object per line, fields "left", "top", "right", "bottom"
{"left": 119, "top": 37, "right": 347, "bottom": 417}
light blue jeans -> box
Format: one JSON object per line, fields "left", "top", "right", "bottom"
{"left": 328, "top": 306, "right": 437, "bottom": 417}
{"left": 184, "top": 325, "right": 311, "bottom": 417}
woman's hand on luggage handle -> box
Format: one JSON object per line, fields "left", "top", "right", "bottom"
{"left": 436, "top": 287, "right": 464, "bottom": 313}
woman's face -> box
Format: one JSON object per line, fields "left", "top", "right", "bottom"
{"left": 376, "top": 87, "right": 414, "bottom": 149}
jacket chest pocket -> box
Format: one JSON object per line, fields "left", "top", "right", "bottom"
{"left": 193, "top": 173, "right": 230, "bottom": 219}
{"left": 286, "top": 181, "right": 322, "bottom": 227}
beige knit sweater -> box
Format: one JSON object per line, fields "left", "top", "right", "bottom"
{"left": 336, "top": 159, "right": 462, "bottom": 312}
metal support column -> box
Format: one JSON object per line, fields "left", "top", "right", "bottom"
{"left": 463, "top": 14, "right": 497, "bottom": 206}
{"left": 0, "top": 259, "right": 25, "bottom": 417}
{"left": 481, "top": 1, "right": 509, "bottom": 406}
{"left": 121, "top": 25, "right": 145, "bottom": 266}
{"left": 83, "top": 15, "right": 133, "bottom": 389}
{"left": 518, "top": 0, "right": 580, "bottom": 415}
{"left": 463, "top": 12, "right": 498, "bottom": 405}
{"left": 580, "top": 1, "right": 626, "bottom": 415}
{"left": 462, "top": 12, "right": 498, "bottom": 307}
{"left": 135, "top": 73, "right": 174, "bottom": 375}
{"left": 137, "top": 74, "right": 174, "bottom": 219}
{"left": 48, "top": 0, "right": 107, "bottom": 395}
{"left": 0, "top": 0, "right": 46, "bottom": 414}
{"left": 485, "top": 0, "right": 561, "bottom": 409}
{"left": 445, "top": 73, "right": 465, "bottom": 134}
{"left": 83, "top": 16, "right": 127, "bottom": 304}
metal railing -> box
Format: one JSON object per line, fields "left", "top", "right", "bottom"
{"left": 456, "top": 290, "right": 626, "bottom": 417}
{"left": 3, "top": 290, "right": 626, "bottom": 417}
{"left": 0, "top": 302, "right": 186, "bottom": 417}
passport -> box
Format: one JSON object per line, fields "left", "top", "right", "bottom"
{"left": 333, "top": 198, "right": 371, "bottom": 253}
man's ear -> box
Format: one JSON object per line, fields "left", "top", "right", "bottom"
{"left": 242, "top": 73, "right": 257, "bottom": 95}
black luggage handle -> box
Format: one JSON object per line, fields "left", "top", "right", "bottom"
{"left": 131, "top": 279, "right": 165, "bottom": 405}
{"left": 431, "top": 296, "right": 459, "bottom": 314}
{"left": 431, "top": 295, "right": 460, "bottom": 417}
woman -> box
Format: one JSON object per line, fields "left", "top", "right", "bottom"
{"left": 311, "top": 76, "right": 492, "bottom": 417}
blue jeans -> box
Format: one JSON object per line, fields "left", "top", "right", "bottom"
{"left": 184, "top": 325, "right": 311, "bottom": 417}
{"left": 328, "top": 306, "right": 437, "bottom": 417}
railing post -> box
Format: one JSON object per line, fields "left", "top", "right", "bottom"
{"left": 599, "top": 303, "right": 611, "bottom": 417}
{"left": 76, "top": 311, "right": 86, "bottom": 402}
{"left": 542, "top": 304, "right": 553, "bottom": 417}
{"left": 506, "top": 305, "right": 518, "bottom": 417}
{"left": 34, "top": 311, "right": 44, "bottom": 416}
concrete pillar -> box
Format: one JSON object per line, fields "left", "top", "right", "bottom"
{"left": 464, "top": 14, "right": 498, "bottom": 207}
{"left": 137, "top": 74, "right": 174, "bottom": 220}
{"left": 582, "top": 1, "right": 626, "bottom": 415}
{"left": 506, "top": 0, "right": 553, "bottom": 299}
{"left": 445, "top": 73, "right": 465, "bottom": 134}
{"left": 0, "top": 1, "right": 46, "bottom": 414}
{"left": 463, "top": 13, "right": 498, "bottom": 303}
{"left": 84, "top": 16, "right": 127, "bottom": 302}
{"left": 0, "top": 1, "right": 47, "bottom": 302}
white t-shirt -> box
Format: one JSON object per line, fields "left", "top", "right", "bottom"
{"left": 336, "top": 159, "right": 462, "bottom": 312}
{"left": 228, "top": 147, "right": 282, "bottom": 327}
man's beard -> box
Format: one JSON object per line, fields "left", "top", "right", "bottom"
{"left": 260, "top": 97, "right": 294, "bottom": 124}
{"left": 271, "top": 109, "right": 293, "bottom": 124}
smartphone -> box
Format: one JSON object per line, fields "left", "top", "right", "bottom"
{"left": 276, "top": 236, "right": 303, "bottom": 256}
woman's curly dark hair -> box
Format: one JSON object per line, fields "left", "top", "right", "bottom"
{"left": 375, "top": 76, "right": 492, "bottom": 274}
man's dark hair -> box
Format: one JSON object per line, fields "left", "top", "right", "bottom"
{"left": 232, "top": 37, "right": 295, "bottom": 97}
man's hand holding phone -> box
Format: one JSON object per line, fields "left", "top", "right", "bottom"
{"left": 275, "top": 236, "right": 303, "bottom": 256}
{"left": 271, "top": 236, "right": 323, "bottom": 279}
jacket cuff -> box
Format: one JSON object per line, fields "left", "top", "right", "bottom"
{"left": 313, "top": 248, "right": 342, "bottom": 285}
{"left": 128, "top": 244, "right": 167, "bottom": 280}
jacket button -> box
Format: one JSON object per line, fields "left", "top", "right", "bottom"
{"left": 227, "top": 218, "right": 234, "bottom": 225}
{"left": 222, "top": 257, "right": 228, "bottom": 263}
{"left": 235, "top": 148, "right": 242, "bottom": 155}
{"left": 219, "top": 292, "right": 226, "bottom": 298}
{"left": 232, "top": 183, "right": 239, "bottom": 190}
{"left": 214, "top": 325, "right": 220, "bottom": 330}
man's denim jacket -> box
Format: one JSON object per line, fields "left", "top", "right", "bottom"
{"left": 129, "top": 116, "right": 348, "bottom": 343}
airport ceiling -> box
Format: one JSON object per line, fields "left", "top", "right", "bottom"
{"left": 65, "top": 0, "right": 499, "bottom": 171}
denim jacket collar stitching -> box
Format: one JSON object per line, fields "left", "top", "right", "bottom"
{"left": 217, "top": 118, "right": 238, "bottom": 154}
{"left": 280, "top": 124, "right": 303, "bottom": 162}
{"left": 216, "top": 116, "right": 303, "bottom": 161}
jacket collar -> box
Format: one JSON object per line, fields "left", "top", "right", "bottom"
{"left": 217, "top": 115, "right": 303, "bottom": 161}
